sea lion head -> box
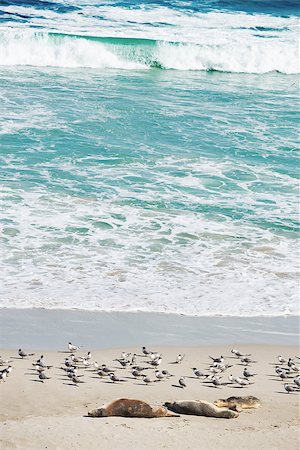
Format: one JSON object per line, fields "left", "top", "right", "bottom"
{"left": 214, "top": 399, "right": 227, "bottom": 408}
{"left": 88, "top": 407, "right": 108, "bottom": 417}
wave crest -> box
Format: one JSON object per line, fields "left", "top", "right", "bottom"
{"left": 0, "top": 30, "right": 298, "bottom": 74}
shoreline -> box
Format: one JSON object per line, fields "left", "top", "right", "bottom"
{"left": 0, "top": 308, "right": 298, "bottom": 349}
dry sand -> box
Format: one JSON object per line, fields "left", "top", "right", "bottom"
{"left": 0, "top": 345, "right": 299, "bottom": 450}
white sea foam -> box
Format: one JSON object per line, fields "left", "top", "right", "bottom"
{"left": 0, "top": 5, "right": 298, "bottom": 73}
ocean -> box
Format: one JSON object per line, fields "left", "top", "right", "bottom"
{"left": 0, "top": 0, "right": 299, "bottom": 316}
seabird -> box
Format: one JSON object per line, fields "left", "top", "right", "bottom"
{"left": 284, "top": 383, "right": 296, "bottom": 394}
{"left": 277, "top": 355, "right": 287, "bottom": 364}
{"left": 243, "top": 368, "right": 257, "bottom": 379}
{"left": 192, "top": 368, "right": 205, "bottom": 378}
{"left": 209, "top": 355, "right": 224, "bottom": 364}
{"left": 142, "top": 346, "right": 151, "bottom": 356}
{"left": 72, "top": 375, "right": 84, "bottom": 385}
{"left": 109, "top": 373, "right": 122, "bottom": 383}
{"left": 162, "top": 370, "right": 173, "bottom": 378}
{"left": 235, "top": 377, "right": 250, "bottom": 387}
{"left": 293, "top": 377, "right": 300, "bottom": 388}
{"left": 38, "top": 372, "right": 51, "bottom": 382}
{"left": 131, "top": 354, "right": 137, "bottom": 365}
{"left": 114, "top": 359, "right": 130, "bottom": 368}
{"left": 142, "top": 375, "right": 152, "bottom": 385}
{"left": 176, "top": 354, "right": 185, "bottom": 364}
{"left": 68, "top": 342, "right": 80, "bottom": 352}
{"left": 146, "top": 357, "right": 162, "bottom": 367}
{"left": 18, "top": 349, "right": 34, "bottom": 359}
{"left": 179, "top": 377, "right": 186, "bottom": 388}
{"left": 211, "top": 376, "right": 222, "bottom": 388}
{"left": 155, "top": 370, "right": 165, "bottom": 381}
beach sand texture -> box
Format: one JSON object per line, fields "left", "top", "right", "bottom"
{"left": 0, "top": 345, "right": 299, "bottom": 449}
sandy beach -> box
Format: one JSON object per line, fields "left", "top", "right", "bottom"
{"left": 0, "top": 344, "right": 299, "bottom": 450}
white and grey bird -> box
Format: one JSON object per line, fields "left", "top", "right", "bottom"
{"left": 114, "top": 359, "right": 130, "bottom": 368}
{"left": 101, "top": 364, "right": 114, "bottom": 373}
{"left": 1, "top": 366, "right": 12, "bottom": 376}
{"left": 228, "top": 374, "right": 236, "bottom": 383}
{"left": 72, "top": 375, "right": 85, "bottom": 385}
{"left": 243, "top": 368, "right": 257, "bottom": 379}
{"left": 131, "top": 354, "right": 137, "bottom": 365}
{"left": 18, "top": 349, "right": 34, "bottom": 359}
{"left": 155, "top": 370, "right": 165, "bottom": 381}
{"left": 293, "top": 377, "right": 300, "bottom": 388}
{"left": 38, "top": 372, "right": 51, "bottom": 382}
{"left": 212, "top": 376, "right": 222, "bottom": 388}
{"left": 278, "top": 371, "right": 288, "bottom": 380}
{"left": 176, "top": 354, "right": 185, "bottom": 364}
{"left": 147, "top": 357, "right": 162, "bottom": 367}
{"left": 142, "top": 375, "right": 152, "bottom": 385}
{"left": 240, "top": 356, "right": 252, "bottom": 365}
{"left": 209, "top": 355, "right": 224, "bottom": 364}
{"left": 96, "top": 370, "right": 106, "bottom": 378}
{"left": 277, "top": 355, "right": 287, "bottom": 364}
{"left": 150, "top": 352, "right": 161, "bottom": 360}
{"left": 109, "top": 373, "right": 122, "bottom": 383}
{"left": 179, "top": 377, "right": 186, "bottom": 388}
{"left": 68, "top": 342, "right": 80, "bottom": 352}
{"left": 192, "top": 367, "right": 205, "bottom": 378}
{"left": 235, "top": 377, "right": 249, "bottom": 387}
{"left": 231, "top": 349, "right": 251, "bottom": 358}
{"left": 121, "top": 352, "right": 131, "bottom": 360}
{"left": 162, "top": 370, "right": 173, "bottom": 378}
{"left": 290, "top": 363, "right": 299, "bottom": 372}
{"left": 142, "top": 346, "right": 151, "bottom": 356}
{"left": 131, "top": 368, "right": 143, "bottom": 378}
{"left": 209, "top": 367, "right": 220, "bottom": 375}
{"left": 284, "top": 383, "right": 296, "bottom": 394}
{"left": 0, "top": 371, "right": 7, "bottom": 382}
{"left": 85, "top": 351, "right": 92, "bottom": 361}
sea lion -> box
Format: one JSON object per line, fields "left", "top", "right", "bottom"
{"left": 164, "top": 400, "right": 239, "bottom": 419}
{"left": 88, "top": 398, "right": 179, "bottom": 418}
{"left": 214, "top": 396, "right": 261, "bottom": 411}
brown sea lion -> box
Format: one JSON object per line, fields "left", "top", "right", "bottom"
{"left": 88, "top": 398, "right": 179, "bottom": 418}
{"left": 214, "top": 396, "right": 261, "bottom": 411}
{"left": 164, "top": 400, "right": 239, "bottom": 419}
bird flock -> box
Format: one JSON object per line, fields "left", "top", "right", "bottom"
{"left": 0, "top": 344, "right": 299, "bottom": 395}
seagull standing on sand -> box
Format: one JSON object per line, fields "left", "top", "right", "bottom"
{"left": 179, "top": 377, "right": 186, "bottom": 388}
{"left": 109, "top": 373, "right": 123, "bottom": 383}
{"left": 18, "top": 349, "right": 35, "bottom": 359}
{"left": 192, "top": 368, "right": 205, "bottom": 378}
{"left": 277, "top": 355, "right": 287, "bottom": 364}
{"left": 155, "top": 370, "right": 165, "bottom": 381}
{"left": 38, "top": 372, "right": 51, "bottom": 382}
{"left": 235, "top": 377, "right": 250, "bottom": 387}
{"left": 212, "top": 376, "right": 222, "bottom": 388}
{"left": 142, "top": 375, "right": 152, "bottom": 385}
{"left": 284, "top": 383, "right": 296, "bottom": 394}
{"left": 243, "top": 368, "right": 257, "bottom": 379}
{"left": 68, "top": 342, "right": 80, "bottom": 352}
{"left": 176, "top": 354, "right": 185, "bottom": 364}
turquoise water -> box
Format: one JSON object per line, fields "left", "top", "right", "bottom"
{"left": 0, "top": 1, "right": 299, "bottom": 315}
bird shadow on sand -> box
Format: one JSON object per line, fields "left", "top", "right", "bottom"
{"left": 202, "top": 384, "right": 221, "bottom": 389}
{"left": 171, "top": 384, "right": 184, "bottom": 389}
{"left": 63, "top": 382, "right": 78, "bottom": 387}
{"left": 30, "top": 379, "right": 44, "bottom": 383}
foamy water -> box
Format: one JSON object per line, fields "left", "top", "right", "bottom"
{"left": 0, "top": 0, "right": 299, "bottom": 316}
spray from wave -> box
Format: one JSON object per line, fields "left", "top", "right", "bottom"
{"left": 0, "top": 30, "right": 298, "bottom": 73}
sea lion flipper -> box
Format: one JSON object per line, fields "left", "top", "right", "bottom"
{"left": 165, "top": 410, "right": 180, "bottom": 417}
